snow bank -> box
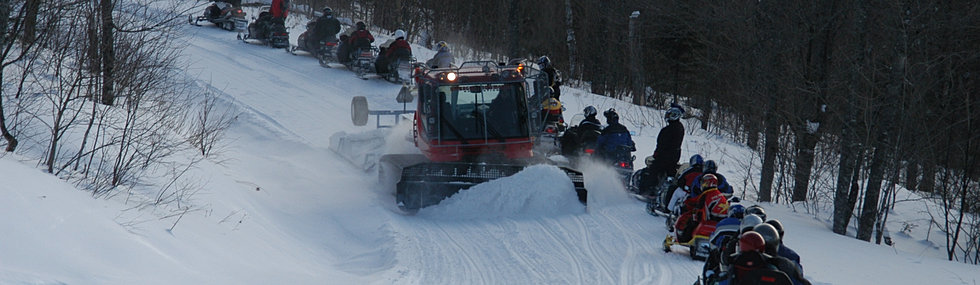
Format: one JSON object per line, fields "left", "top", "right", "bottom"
{"left": 417, "top": 165, "right": 586, "bottom": 219}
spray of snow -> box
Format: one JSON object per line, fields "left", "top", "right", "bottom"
{"left": 417, "top": 165, "right": 586, "bottom": 219}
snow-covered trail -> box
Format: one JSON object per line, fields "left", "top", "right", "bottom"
{"left": 180, "top": 19, "right": 702, "bottom": 284}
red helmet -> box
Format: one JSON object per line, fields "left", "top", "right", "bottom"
{"left": 700, "top": 174, "right": 719, "bottom": 190}
{"left": 739, "top": 232, "right": 766, "bottom": 253}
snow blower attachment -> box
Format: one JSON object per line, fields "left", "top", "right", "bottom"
{"left": 347, "top": 61, "right": 587, "bottom": 212}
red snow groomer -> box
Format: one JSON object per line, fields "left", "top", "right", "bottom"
{"left": 350, "top": 61, "right": 587, "bottom": 213}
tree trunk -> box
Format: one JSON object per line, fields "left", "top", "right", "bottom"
{"left": 857, "top": 146, "right": 886, "bottom": 241}
{"left": 904, "top": 162, "right": 919, "bottom": 191}
{"left": 791, "top": 128, "right": 818, "bottom": 202}
{"left": 507, "top": 0, "right": 519, "bottom": 58}
{"left": 758, "top": 93, "right": 779, "bottom": 202}
{"left": 629, "top": 12, "right": 644, "bottom": 106}
{"left": 833, "top": 0, "right": 868, "bottom": 235}
{"left": 23, "top": 0, "right": 41, "bottom": 45}
{"left": 100, "top": 0, "right": 115, "bottom": 105}
{"left": 0, "top": 0, "right": 16, "bottom": 151}
{"left": 920, "top": 159, "right": 936, "bottom": 193}
{"left": 564, "top": 0, "right": 576, "bottom": 79}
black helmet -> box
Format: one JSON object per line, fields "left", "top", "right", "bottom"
{"left": 745, "top": 205, "right": 767, "bottom": 221}
{"left": 603, "top": 108, "right": 619, "bottom": 122}
{"left": 583, "top": 106, "right": 597, "bottom": 118}
{"left": 765, "top": 219, "right": 785, "bottom": 239}
{"left": 537, "top": 55, "right": 551, "bottom": 67}
{"left": 356, "top": 21, "right": 366, "bottom": 30}
{"left": 753, "top": 223, "right": 781, "bottom": 255}
{"left": 704, "top": 160, "right": 718, "bottom": 173}
{"left": 322, "top": 7, "right": 333, "bottom": 16}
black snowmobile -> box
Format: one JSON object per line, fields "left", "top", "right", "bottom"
{"left": 238, "top": 11, "right": 289, "bottom": 49}
{"left": 189, "top": 1, "right": 247, "bottom": 31}
{"left": 290, "top": 20, "right": 341, "bottom": 67}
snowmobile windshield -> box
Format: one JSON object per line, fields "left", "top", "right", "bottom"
{"left": 437, "top": 82, "right": 529, "bottom": 141}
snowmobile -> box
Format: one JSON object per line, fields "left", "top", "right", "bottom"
{"left": 663, "top": 215, "right": 718, "bottom": 261}
{"left": 379, "top": 56, "right": 417, "bottom": 85}
{"left": 557, "top": 114, "right": 601, "bottom": 164}
{"left": 347, "top": 61, "right": 587, "bottom": 212}
{"left": 238, "top": 10, "right": 289, "bottom": 49}
{"left": 345, "top": 46, "right": 379, "bottom": 79}
{"left": 289, "top": 20, "right": 341, "bottom": 67}
{"left": 189, "top": 1, "right": 247, "bottom": 31}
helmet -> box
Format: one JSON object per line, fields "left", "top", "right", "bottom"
{"left": 745, "top": 205, "right": 767, "bottom": 221}
{"left": 740, "top": 214, "right": 764, "bottom": 234}
{"left": 322, "top": 7, "right": 333, "bottom": 16}
{"left": 765, "top": 219, "right": 785, "bottom": 239}
{"left": 394, "top": 29, "right": 406, "bottom": 39}
{"left": 689, "top": 154, "right": 705, "bottom": 167}
{"left": 704, "top": 160, "right": 718, "bottom": 173}
{"left": 356, "top": 21, "right": 366, "bottom": 30}
{"left": 739, "top": 231, "right": 766, "bottom": 253}
{"left": 436, "top": 41, "right": 449, "bottom": 52}
{"left": 753, "top": 224, "right": 781, "bottom": 254}
{"left": 728, "top": 204, "right": 745, "bottom": 219}
{"left": 700, "top": 173, "right": 719, "bottom": 190}
{"left": 665, "top": 107, "right": 682, "bottom": 121}
{"left": 537, "top": 55, "right": 551, "bottom": 67}
{"left": 645, "top": 155, "right": 655, "bottom": 167}
{"left": 584, "top": 106, "right": 597, "bottom": 117}
{"left": 603, "top": 108, "right": 619, "bottom": 122}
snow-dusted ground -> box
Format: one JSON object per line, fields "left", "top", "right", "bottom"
{"left": 0, "top": 5, "right": 978, "bottom": 285}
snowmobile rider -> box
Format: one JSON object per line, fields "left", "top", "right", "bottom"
{"left": 651, "top": 154, "right": 704, "bottom": 215}
{"left": 270, "top": 0, "right": 288, "bottom": 21}
{"left": 673, "top": 174, "right": 729, "bottom": 244}
{"left": 559, "top": 106, "right": 602, "bottom": 157}
{"left": 375, "top": 29, "right": 412, "bottom": 74}
{"left": 594, "top": 108, "right": 636, "bottom": 163}
{"left": 764, "top": 219, "right": 803, "bottom": 271}
{"left": 338, "top": 21, "right": 374, "bottom": 63}
{"left": 754, "top": 224, "right": 811, "bottom": 285}
{"left": 426, "top": 41, "right": 454, "bottom": 68}
{"left": 648, "top": 104, "right": 686, "bottom": 178}
{"left": 310, "top": 7, "right": 341, "bottom": 50}
{"left": 689, "top": 160, "right": 735, "bottom": 199}
{"left": 541, "top": 87, "right": 563, "bottom": 126}
{"left": 537, "top": 56, "right": 562, "bottom": 101}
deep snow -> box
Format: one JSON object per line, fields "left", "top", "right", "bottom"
{"left": 0, "top": 3, "right": 979, "bottom": 284}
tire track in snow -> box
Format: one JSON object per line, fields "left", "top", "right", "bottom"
{"left": 563, "top": 215, "right": 617, "bottom": 284}
{"left": 498, "top": 219, "right": 548, "bottom": 282}
{"left": 534, "top": 219, "right": 587, "bottom": 284}
{"left": 431, "top": 222, "right": 493, "bottom": 284}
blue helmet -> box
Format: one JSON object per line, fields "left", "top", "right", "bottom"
{"left": 665, "top": 107, "right": 683, "bottom": 121}
{"left": 728, "top": 204, "right": 745, "bottom": 219}
{"left": 690, "top": 154, "right": 704, "bottom": 167}
{"left": 705, "top": 160, "right": 718, "bottom": 173}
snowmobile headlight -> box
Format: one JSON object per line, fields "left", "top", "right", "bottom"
{"left": 446, "top": 72, "right": 457, "bottom": 81}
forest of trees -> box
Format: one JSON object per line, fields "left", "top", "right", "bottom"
{"left": 2, "top": 0, "right": 979, "bottom": 264}
{"left": 296, "top": 0, "right": 980, "bottom": 262}
{"left": 1, "top": 0, "right": 230, "bottom": 211}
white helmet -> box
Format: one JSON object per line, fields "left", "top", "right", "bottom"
{"left": 394, "top": 29, "right": 406, "bottom": 40}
